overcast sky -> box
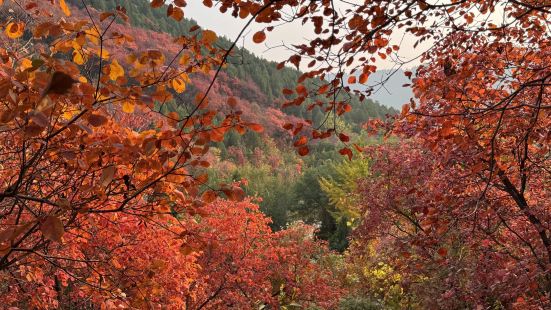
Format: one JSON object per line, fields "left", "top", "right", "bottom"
{"left": 183, "top": 1, "right": 427, "bottom": 70}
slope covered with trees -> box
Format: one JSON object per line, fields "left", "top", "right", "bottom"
{"left": 63, "top": 0, "right": 394, "bottom": 246}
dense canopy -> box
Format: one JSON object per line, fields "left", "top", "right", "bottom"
{"left": 0, "top": 0, "right": 549, "bottom": 308}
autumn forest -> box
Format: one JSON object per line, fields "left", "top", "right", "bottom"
{"left": 0, "top": 0, "right": 549, "bottom": 309}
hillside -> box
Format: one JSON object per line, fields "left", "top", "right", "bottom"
{"left": 61, "top": 0, "right": 396, "bottom": 249}
{"left": 68, "top": 0, "right": 395, "bottom": 125}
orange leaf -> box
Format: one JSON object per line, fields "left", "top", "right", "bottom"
{"left": 201, "top": 190, "right": 217, "bottom": 203}
{"left": 168, "top": 5, "right": 184, "bottom": 21}
{"left": 347, "top": 75, "right": 356, "bottom": 84}
{"left": 294, "top": 136, "right": 307, "bottom": 147}
{"left": 109, "top": 60, "right": 124, "bottom": 81}
{"left": 252, "top": 31, "right": 266, "bottom": 44}
{"left": 202, "top": 30, "right": 217, "bottom": 44}
{"left": 5, "top": 22, "right": 24, "bottom": 39}
{"left": 209, "top": 128, "right": 225, "bottom": 142}
{"left": 359, "top": 73, "right": 369, "bottom": 84}
{"left": 151, "top": 0, "right": 165, "bottom": 8}
{"left": 225, "top": 186, "right": 245, "bottom": 202}
{"left": 59, "top": 0, "right": 71, "bottom": 16}
{"left": 247, "top": 123, "right": 264, "bottom": 133}
{"left": 100, "top": 12, "right": 114, "bottom": 22}
{"left": 437, "top": 247, "right": 448, "bottom": 257}
{"left": 401, "top": 103, "right": 410, "bottom": 116}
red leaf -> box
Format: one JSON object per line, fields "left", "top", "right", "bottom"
{"left": 339, "top": 147, "right": 353, "bottom": 160}
{"left": 282, "top": 88, "right": 294, "bottom": 95}
{"left": 283, "top": 123, "right": 293, "bottom": 130}
{"left": 338, "top": 133, "right": 350, "bottom": 142}
{"left": 298, "top": 146, "right": 309, "bottom": 156}
{"left": 318, "top": 84, "right": 329, "bottom": 94}
{"left": 289, "top": 55, "right": 301, "bottom": 69}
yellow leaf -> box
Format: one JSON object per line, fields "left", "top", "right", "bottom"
{"left": 63, "top": 109, "right": 79, "bottom": 120}
{"left": 181, "top": 73, "right": 191, "bottom": 83}
{"left": 59, "top": 0, "right": 71, "bottom": 16}
{"left": 21, "top": 58, "right": 33, "bottom": 70}
{"left": 97, "top": 48, "right": 109, "bottom": 59}
{"left": 179, "top": 54, "right": 190, "bottom": 66}
{"left": 122, "top": 101, "right": 135, "bottom": 113}
{"left": 73, "top": 50, "right": 85, "bottom": 65}
{"left": 5, "top": 22, "right": 24, "bottom": 39}
{"left": 109, "top": 60, "right": 124, "bottom": 81}
{"left": 172, "top": 78, "right": 186, "bottom": 93}
{"left": 78, "top": 76, "right": 87, "bottom": 83}
{"left": 85, "top": 28, "right": 100, "bottom": 45}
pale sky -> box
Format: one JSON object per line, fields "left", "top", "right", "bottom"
{"left": 181, "top": 0, "right": 511, "bottom": 72}
{"left": 183, "top": 1, "right": 426, "bottom": 70}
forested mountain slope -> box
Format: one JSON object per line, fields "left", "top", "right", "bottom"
{"left": 68, "top": 0, "right": 395, "bottom": 127}
{"left": 62, "top": 0, "right": 395, "bottom": 249}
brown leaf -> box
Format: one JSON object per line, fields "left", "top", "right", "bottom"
{"left": 45, "top": 71, "right": 76, "bottom": 95}
{"left": 30, "top": 111, "right": 49, "bottom": 128}
{"left": 100, "top": 165, "right": 116, "bottom": 188}
{"left": 227, "top": 97, "right": 238, "bottom": 108}
{"left": 88, "top": 113, "right": 108, "bottom": 127}
{"left": 40, "top": 216, "right": 64, "bottom": 243}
